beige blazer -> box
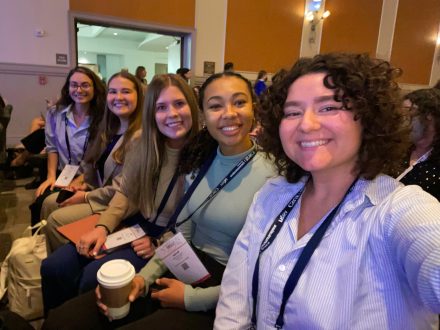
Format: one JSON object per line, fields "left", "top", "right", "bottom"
{"left": 82, "top": 137, "right": 124, "bottom": 213}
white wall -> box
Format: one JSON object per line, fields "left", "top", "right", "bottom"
{"left": 194, "top": 0, "right": 227, "bottom": 76}
{"left": 78, "top": 37, "right": 168, "bottom": 80}
{"left": 0, "top": 0, "right": 70, "bottom": 66}
{"left": 0, "top": 0, "right": 70, "bottom": 145}
{"left": 168, "top": 43, "right": 181, "bottom": 74}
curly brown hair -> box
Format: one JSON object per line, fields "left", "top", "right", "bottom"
{"left": 258, "top": 53, "right": 411, "bottom": 182}
{"left": 404, "top": 88, "right": 440, "bottom": 162}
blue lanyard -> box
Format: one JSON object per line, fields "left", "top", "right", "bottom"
{"left": 64, "top": 116, "right": 89, "bottom": 165}
{"left": 250, "top": 178, "right": 358, "bottom": 329}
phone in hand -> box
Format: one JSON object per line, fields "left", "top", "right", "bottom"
{"left": 56, "top": 189, "right": 75, "bottom": 203}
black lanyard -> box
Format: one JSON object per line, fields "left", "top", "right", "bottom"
{"left": 137, "top": 170, "right": 180, "bottom": 238}
{"left": 65, "top": 116, "right": 89, "bottom": 165}
{"left": 96, "top": 134, "right": 122, "bottom": 181}
{"left": 164, "top": 148, "right": 257, "bottom": 235}
{"left": 250, "top": 178, "right": 358, "bottom": 329}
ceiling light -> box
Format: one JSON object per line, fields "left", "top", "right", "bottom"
{"left": 113, "top": 32, "right": 118, "bottom": 36}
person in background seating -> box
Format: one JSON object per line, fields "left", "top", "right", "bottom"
{"left": 397, "top": 88, "right": 440, "bottom": 200}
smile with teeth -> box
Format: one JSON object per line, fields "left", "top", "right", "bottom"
{"left": 300, "top": 140, "right": 328, "bottom": 148}
{"left": 221, "top": 125, "right": 240, "bottom": 132}
{"left": 166, "top": 121, "right": 182, "bottom": 127}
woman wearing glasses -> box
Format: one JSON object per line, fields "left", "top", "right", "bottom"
{"left": 30, "top": 66, "right": 106, "bottom": 227}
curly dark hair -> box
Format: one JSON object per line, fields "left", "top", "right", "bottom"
{"left": 258, "top": 53, "right": 411, "bottom": 182}
{"left": 404, "top": 88, "right": 440, "bottom": 162}
{"left": 177, "top": 71, "right": 257, "bottom": 174}
{"left": 56, "top": 66, "right": 106, "bottom": 141}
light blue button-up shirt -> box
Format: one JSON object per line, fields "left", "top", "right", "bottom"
{"left": 215, "top": 174, "right": 440, "bottom": 330}
{"left": 45, "top": 104, "right": 90, "bottom": 172}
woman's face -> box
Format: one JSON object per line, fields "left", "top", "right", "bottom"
{"left": 107, "top": 77, "right": 138, "bottom": 119}
{"left": 202, "top": 76, "right": 254, "bottom": 155}
{"left": 402, "top": 99, "right": 425, "bottom": 143}
{"left": 155, "top": 85, "right": 193, "bottom": 149}
{"left": 69, "top": 72, "right": 94, "bottom": 105}
{"left": 279, "top": 73, "right": 362, "bottom": 178}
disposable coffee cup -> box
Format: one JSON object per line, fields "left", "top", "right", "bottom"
{"left": 97, "top": 259, "right": 135, "bottom": 320}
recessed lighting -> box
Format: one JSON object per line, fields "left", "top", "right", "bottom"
{"left": 113, "top": 32, "right": 118, "bottom": 36}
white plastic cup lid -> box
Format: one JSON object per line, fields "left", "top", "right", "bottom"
{"left": 97, "top": 259, "right": 135, "bottom": 288}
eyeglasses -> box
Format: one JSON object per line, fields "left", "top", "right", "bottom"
{"left": 69, "top": 82, "right": 92, "bottom": 90}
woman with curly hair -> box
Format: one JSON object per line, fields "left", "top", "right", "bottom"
{"left": 215, "top": 53, "right": 440, "bottom": 329}
{"left": 30, "top": 66, "right": 106, "bottom": 226}
{"left": 398, "top": 88, "right": 440, "bottom": 200}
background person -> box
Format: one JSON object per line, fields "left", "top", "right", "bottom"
{"left": 135, "top": 65, "right": 148, "bottom": 91}
{"left": 397, "top": 88, "right": 440, "bottom": 200}
{"left": 176, "top": 67, "right": 192, "bottom": 83}
{"left": 254, "top": 70, "right": 268, "bottom": 96}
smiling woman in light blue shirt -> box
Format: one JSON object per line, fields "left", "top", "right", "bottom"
{"left": 215, "top": 53, "right": 440, "bottom": 330}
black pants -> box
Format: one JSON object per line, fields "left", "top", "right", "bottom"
{"left": 42, "top": 247, "right": 226, "bottom": 330}
{"left": 29, "top": 188, "right": 54, "bottom": 228}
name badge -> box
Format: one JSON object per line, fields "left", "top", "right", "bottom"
{"left": 155, "top": 232, "right": 210, "bottom": 284}
{"left": 102, "top": 224, "right": 146, "bottom": 252}
{"left": 54, "top": 164, "right": 79, "bottom": 188}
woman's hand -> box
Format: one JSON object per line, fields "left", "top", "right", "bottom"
{"left": 150, "top": 278, "right": 185, "bottom": 310}
{"left": 131, "top": 236, "right": 155, "bottom": 259}
{"left": 59, "top": 191, "right": 87, "bottom": 207}
{"left": 69, "top": 175, "right": 87, "bottom": 191}
{"left": 77, "top": 225, "right": 107, "bottom": 258}
{"left": 96, "top": 275, "right": 146, "bottom": 321}
{"left": 35, "top": 178, "right": 55, "bottom": 197}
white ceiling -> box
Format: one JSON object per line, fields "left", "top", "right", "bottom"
{"left": 77, "top": 24, "right": 179, "bottom": 52}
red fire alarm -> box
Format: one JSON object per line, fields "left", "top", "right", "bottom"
{"left": 38, "top": 75, "right": 47, "bottom": 85}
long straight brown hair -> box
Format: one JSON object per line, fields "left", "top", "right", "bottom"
{"left": 127, "top": 74, "right": 199, "bottom": 216}
{"left": 84, "top": 71, "right": 143, "bottom": 166}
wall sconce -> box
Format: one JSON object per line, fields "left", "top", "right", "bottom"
{"left": 306, "top": 10, "right": 330, "bottom": 43}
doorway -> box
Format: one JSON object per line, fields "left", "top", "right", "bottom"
{"left": 75, "top": 21, "right": 185, "bottom": 82}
